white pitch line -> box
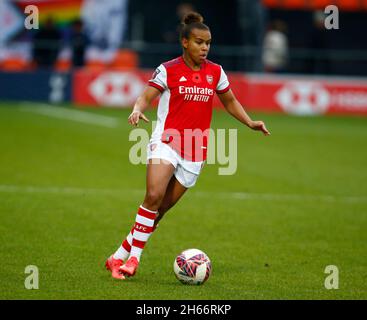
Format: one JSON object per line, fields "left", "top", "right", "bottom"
{"left": 194, "top": 191, "right": 367, "bottom": 204}
{"left": 20, "top": 103, "right": 120, "bottom": 128}
{"left": 0, "top": 185, "right": 366, "bottom": 204}
{"left": 0, "top": 185, "right": 139, "bottom": 196}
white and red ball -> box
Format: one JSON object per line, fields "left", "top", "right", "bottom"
{"left": 173, "top": 248, "right": 212, "bottom": 285}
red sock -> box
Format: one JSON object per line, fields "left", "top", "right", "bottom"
{"left": 130, "top": 205, "right": 157, "bottom": 261}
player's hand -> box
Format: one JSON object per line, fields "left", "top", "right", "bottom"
{"left": 250, "top": 120, "right": 270, "bottom": 136}
{"left": 128, "top": 110, "right": 149, "bottom": 127}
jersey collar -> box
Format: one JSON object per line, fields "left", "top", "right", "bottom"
{"left": 180, "top": 55, "right": 206, "bottom": 72}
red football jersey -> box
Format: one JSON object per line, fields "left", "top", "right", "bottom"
{"left": 148, "top": 56, "right": 230, "bottom": 162}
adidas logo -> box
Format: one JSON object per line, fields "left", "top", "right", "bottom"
{"left": 179, "top": 76, "right": 187, "bottom": 82}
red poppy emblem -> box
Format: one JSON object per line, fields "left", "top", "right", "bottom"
{"left": 192, "top": 73, "right": 202, "bottom": 83}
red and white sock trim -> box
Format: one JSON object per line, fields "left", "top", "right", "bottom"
{"left": 121, "top": 227, "right": 134, "bottom": 251}
{"left": 139, "top": 205, "right": 158, "bottom": 215}
{"left": 130, "top": 205, "right": 157, "bottom": 260}
{"left": 113, "top": 206, "right": 158, "bottom": 262}
{"left": 113, "top": 227, "right": 134, "bottom": 261}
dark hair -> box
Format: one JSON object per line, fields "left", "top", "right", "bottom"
{"left": 180, "top": 12, "right": 210, "bottom": 40}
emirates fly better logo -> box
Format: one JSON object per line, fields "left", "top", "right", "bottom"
{"left": 276, "top": 81, "right": 330, "bottom": 115}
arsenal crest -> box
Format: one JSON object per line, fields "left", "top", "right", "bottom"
{"left": 206, "top": 75, "right": 213, "bottom": 84}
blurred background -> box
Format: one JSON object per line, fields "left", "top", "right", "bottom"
{"left": 0, "top": 0, "right": 367, "bottom": 114}
{"left": 1, "top": 1, "right": 367, "bottom": 300}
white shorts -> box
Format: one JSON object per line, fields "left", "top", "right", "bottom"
{"left": 146, "top": 141, "right": 204, "bottom": 188}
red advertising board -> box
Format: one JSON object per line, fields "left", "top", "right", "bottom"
{"left": 241, "top": 74, "right": 367, "bottom": 115}
{"left": 73, "top": 69, "right": 367, "bottom": 116}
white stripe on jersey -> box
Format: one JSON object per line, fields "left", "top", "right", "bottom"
{"left": 217, "top": 66, "right": 230, "bottom": 92}
{"left": 151, "top": 87, "right": 171, "bottom": 144}
{"left": 150, "top": 64, "right": 172, "bottom": 144}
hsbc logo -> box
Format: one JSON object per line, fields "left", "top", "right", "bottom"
{"left": 276, "top": 81, "right": 330, "bottom": 115}
{"left": 89, "top": 72, "right": 144, "bottom": 107}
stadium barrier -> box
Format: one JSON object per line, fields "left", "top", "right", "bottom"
{"left": 0, "top": 69, "right": 367, "bottom": 115}
{"left": 0, "top": 71, "right": 72, "bottom": 104}
{"left": 73, "top": 69, "right": 367, "bottom": 115}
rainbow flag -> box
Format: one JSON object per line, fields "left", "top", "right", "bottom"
{"left": 16, "top": 0, "right": 84, "bottom": 26}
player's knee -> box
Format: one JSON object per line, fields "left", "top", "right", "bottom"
{"left": 144, "top": 190, "right": 164, "bottom": 209}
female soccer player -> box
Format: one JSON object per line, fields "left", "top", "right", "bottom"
{"left": 106, "top": 12, "right": 270, "bottom": 279}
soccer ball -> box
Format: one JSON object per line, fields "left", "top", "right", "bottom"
{"left": 173, "top": 248, "right": 212, "bottom": 285}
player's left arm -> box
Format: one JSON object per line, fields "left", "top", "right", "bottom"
{"left": 218, "top": 89, "right": 270, "bottom": 136}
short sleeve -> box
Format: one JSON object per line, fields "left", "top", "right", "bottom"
{"left": 216, "top": 66, "right": 230, "bottom": 94}
{"left": 148, "top": 64, "right": 167, "bottom": 92}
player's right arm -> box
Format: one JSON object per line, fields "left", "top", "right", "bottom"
{"left": 128, "top": 86, "right": 161, "bottom": 127}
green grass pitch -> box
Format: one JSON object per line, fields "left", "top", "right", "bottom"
{"left": 0, "top": 101, "right": 366, "bottom": 299}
